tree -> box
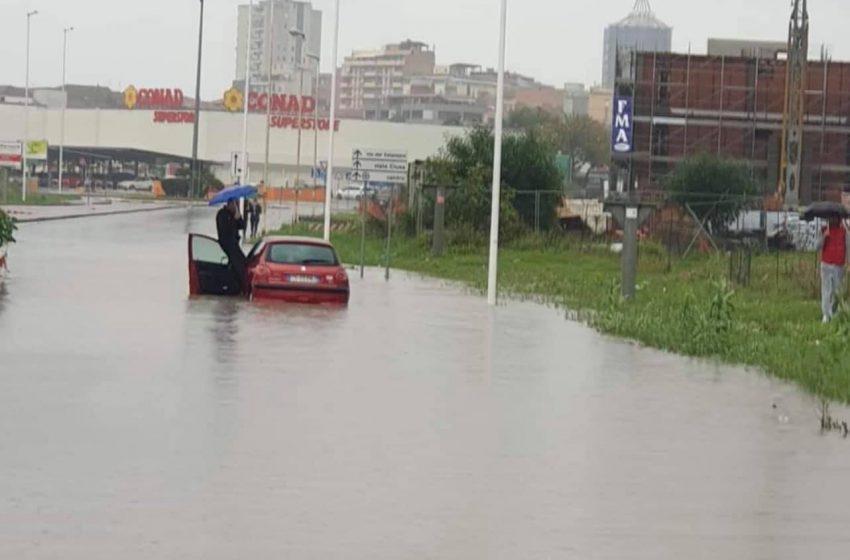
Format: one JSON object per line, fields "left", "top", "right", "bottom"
{"left": 426, "top": 126, "right": 562, "bottom": 238}
{"left": 665, "top": 154, "right": 758, "bottom": 233}
{"left": 552, "top": 115, "right": 609, "bottom": 182}
{"left": 505, "top": 106, "right": 559, "bottom": 131}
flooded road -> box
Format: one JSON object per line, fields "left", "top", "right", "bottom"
{"left": 2, "top": 209, "right": 850, "bottom": 559}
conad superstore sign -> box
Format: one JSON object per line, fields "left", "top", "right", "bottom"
{"left": 0, "top": 141, "right": 22, "bottom": 168}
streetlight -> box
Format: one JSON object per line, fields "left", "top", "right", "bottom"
{"left": 289, "top": 27, "right": 306, "bottom": 224}
{"left": 262, "top": 0, "right": 275, "bottom": 186}
{"left": 306, "top": 52, "right": 320, "bottom": 191}
{"left": 240, "top": 0, "right": 254, "bottom": 187}
{"left": 487, "top": 0, "right": 508, "bottom": 306}
{"left": 323, "top": 0, "right": 340, "bottom": 241}
{"left": 23, "top": 9, "right": 38, "bottom": 202}
{"left": 190, "top": 0, "right": 205, "bottom": 201}
{"left": 59, "top": 26, "right": 73, "bottom": 195}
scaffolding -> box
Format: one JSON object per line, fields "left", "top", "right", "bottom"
{"left": 620, "top": 49, "right": 850, "bottom": 204}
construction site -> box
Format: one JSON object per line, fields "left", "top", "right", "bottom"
{"left": 613, "top": 0, "right": 846, "bottom": 208}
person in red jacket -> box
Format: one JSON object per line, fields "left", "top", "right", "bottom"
{"left": 819, "top": 217, "right": 850, "bottom": 323}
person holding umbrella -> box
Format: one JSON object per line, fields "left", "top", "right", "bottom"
{"left": 807, "top": 202, "right": 850, "bottom": 323}
{"left": 210, "top": 184, "right": 257, "bottom": 293}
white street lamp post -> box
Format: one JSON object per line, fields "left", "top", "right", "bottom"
{"left": 307, "top": 53, "right": 320, "bottom": 191}
{"left": 23, "top": 10, "right": 38, "bottom": 202}
{"left": 240, "top": 0, "right": 254, "bottom": 186}
{"left": 487, "top": 0, "right": 508, "bottom": 306}
{"left": 289, "top": 28, "right": 306, "bottom": 224}
{"left": 59, "top": 26, "right": 73, "bottom": 195}
{"left": 323, "top": 0, "right": 339, "bottom": 241}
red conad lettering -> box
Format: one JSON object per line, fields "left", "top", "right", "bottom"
{"left": 175, "top": 89, "right": 184, "bottom": 107}
{"left": 301, "top": 96, "right": 315, "bottom": 114}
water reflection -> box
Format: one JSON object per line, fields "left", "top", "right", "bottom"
{"left": 1, "top": 211, "right": 850, "bottom": 559}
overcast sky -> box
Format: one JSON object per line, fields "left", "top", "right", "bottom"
{"left": 1, "top": 0, "right": 848, "bottom": 99}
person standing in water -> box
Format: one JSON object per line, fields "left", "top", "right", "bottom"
{"left": 216, "top": 199, "right": 247, "bottom": 292}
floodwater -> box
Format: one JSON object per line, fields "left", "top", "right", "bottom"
{"left": 1, "top": 208, "right": 850, "bottom": 559}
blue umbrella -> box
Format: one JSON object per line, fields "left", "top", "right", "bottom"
{"left": 208, "top": 184, "right": 257, "bottom": 206}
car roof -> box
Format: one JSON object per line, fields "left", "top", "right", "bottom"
{"left": 262, "top": 235, "right": 334, "bottom": 247}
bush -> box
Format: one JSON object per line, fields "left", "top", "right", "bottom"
{"left": 0, "top": 209, "right": 16, "bottom": 245}
{"left": 665, "top": 154, "right": 758, "bottom": 234}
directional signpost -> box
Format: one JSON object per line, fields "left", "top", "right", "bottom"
{"left": 351, "top": 148, "right": 408, "bottom": 184}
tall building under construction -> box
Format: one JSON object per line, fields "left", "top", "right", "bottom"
{"left": 614, "top": 2, "right": 850, "bottom": 205}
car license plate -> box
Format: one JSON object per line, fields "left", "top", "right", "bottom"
{"left": 287, "top": 274, "right": 319, "bottom": 284}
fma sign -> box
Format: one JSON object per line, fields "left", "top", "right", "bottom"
{"left": 611, "top": 96, "right": 634, "bottom": 154}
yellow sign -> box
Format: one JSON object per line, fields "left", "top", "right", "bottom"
{"left": 223, "top": 87, "right": 244, "bottom": 112}
{"left": 25, "top": 140, "right": 48, "bottom": 161}
{"left": 123, "top": 85, "right": 138, "bottom": 110}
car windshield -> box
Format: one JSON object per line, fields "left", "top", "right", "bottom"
{"left": 266, "top": 243, "right": 338, "bottom": 265}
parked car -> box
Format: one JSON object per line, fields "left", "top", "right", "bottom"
{"left": 336, "top": 184, "right": 376, "bottom": 201}
{"left": 187, "top": 234, "right": 350, "bottom": 305}
{"left": 117, "top": 178, "right": 155, "bottom": 191}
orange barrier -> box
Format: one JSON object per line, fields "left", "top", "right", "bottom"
{"left": 260, "top": 186, "right": 326, "bottom": 203}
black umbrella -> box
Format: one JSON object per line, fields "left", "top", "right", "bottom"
{"left": 801, "top": 201, "right": 850, "bottom": 222}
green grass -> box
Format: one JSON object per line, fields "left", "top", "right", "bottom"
{"left": 0, "top": 190, "right": 81, "bottom": 206}
{"left": 274, "top": 221, "right": 850, "bottom": 403}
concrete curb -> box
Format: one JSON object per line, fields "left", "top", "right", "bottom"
{"left": 11, "top": 204, "right": 185, "bottom": 224}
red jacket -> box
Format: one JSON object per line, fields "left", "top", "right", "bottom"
{"left": 822, "top": 224, "right": 848, "bottom": 266}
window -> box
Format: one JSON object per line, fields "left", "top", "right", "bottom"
{"left": 266, "top": 243, "right": 338, "bottom": 265}
{"left": 192, "top": 236, "right": 228, "bottom": 265}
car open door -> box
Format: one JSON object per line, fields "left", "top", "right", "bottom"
{"left": 188, "top": 234, "right": 241, "bottom": 296}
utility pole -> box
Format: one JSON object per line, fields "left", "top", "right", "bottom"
{"left": 307, "top": 53, "right": 320, "bottom": 191}
{"left": 779, "top": 0, "right": 808, "bottom": 207}
{"left": 190, "top": 0, "right": 204, "bottom": 201}
{"left": 59, "top": 26, "right": 73, "bottom": 195}
{"left": 263, "top": 0, "right": 275, "bottom": 185}
{"left": 23, "top": 10, "right": 38, "bottom": 202}
{"left": 289, "top": 28, "right": 306, "bottom": 224}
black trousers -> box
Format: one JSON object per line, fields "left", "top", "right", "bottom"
{"left": 221, "top": 242, "right": 247, "bottom": 292}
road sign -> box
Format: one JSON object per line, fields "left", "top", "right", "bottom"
{"left": 352, "top": 148, "right": 408, "bottom": 184}
{"left": 0, "top": 141, "right": 22, "bottom": 169}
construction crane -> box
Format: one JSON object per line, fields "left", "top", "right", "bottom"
{"left": 779, "top": 0, "right": 809, "bottom": 207}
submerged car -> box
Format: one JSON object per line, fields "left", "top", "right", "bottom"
{"left": 188, "top": 234, "right": 350, "bottom": 304}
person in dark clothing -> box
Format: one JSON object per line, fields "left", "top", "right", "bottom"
{"left": 250, "top": 200, "right": 262, "bottom": 238}
{"left": 216, "top": 199, "right": 248, "bottom": 292}
{"left": 241, "top": 198, "right": 251, "bottom": 239}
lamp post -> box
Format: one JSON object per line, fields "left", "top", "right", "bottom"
{"left": 289, "top": 28, "right": 306, "bottom": 224}
{"left": 240, "top": 0, "right": 255, "bottom": 188}
{"left": 306, "top": 52, "right": 320, "bottom": 191}
{"left": 190, "top": 0, "right": 204, "bottom": 201}
{"left": 486, "top": 0, "right": 508, "bottom": 306}
{"left": 262, "top": 0, "right": 275, "bottom": 186}
{"left": 23, "top": 10, "right": 38, "bottom": 202}
{"left": 59, "top": 26, "right": 73, "bottom": 195}
{"left": 323, "top": 0, "right": 339, "bottom": 241}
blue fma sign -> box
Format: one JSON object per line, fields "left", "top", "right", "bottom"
{"left": 611, "top": 96, "right": 634, "bottom": 153}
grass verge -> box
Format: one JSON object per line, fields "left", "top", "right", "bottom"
{"left": 0, "top": 191, "right": 81, "bottom": 206}
{"left": 274, "top": 220, "right": 850, "bottom": 403}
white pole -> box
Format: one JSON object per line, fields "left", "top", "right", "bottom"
{"left": 263, "top": 0, "right": 274, "bottom": 185}
{"left": 311, "top": 55, "right": 320, "bottom": 190}
{"left": 240, "top": 0, "right": 254, "bottom": 186}
{"left": 23, "top": 10, "right": 37, "bottom": 202}
{"left": 59, "top": 26, "right": 73, "bottom": 195}
{"left": 486, "top": 0, "right": 508, "bottom": 306}
{"left": 322, "top": 0, "right": 339, "bottom": 241}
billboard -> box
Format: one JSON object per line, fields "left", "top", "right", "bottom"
{"left": 0, "top": 141, "right": 22, "bottom": 168}
{"left": 611, "top": 96, "right": 634, "bottom": 154}
{"left": 26, "top": 140, "right": 48, "bottom": 161}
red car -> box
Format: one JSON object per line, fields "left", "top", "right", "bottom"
{"left": 188, "top": 234, "right": 350, "bottom": 304}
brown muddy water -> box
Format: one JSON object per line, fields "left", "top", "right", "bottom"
{"left": 1, "top": 208, "right": 849, "bottom": 559}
